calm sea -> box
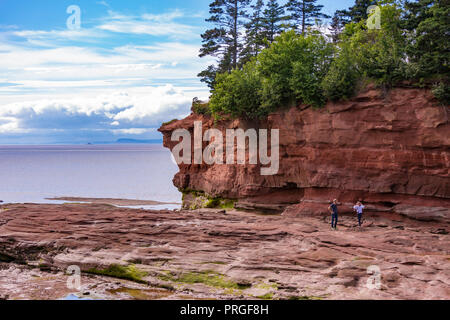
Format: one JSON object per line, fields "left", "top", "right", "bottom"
{"left": 0, "top": 144, "right": 181, "bottom": 209}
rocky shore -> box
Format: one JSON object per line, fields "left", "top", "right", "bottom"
{"left": 0, "top": 203, "right": 448, "bottom": 300}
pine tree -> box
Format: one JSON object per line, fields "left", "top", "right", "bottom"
{"left": 285, "top": 0, "right": 330, "bottom": 35}
{"left": 344, "top": 0, "right": 378, "bottom": 23}
{"left": 404, "top": 0, "right": 449, "bottom": 77}
{"left": 262, "top": 0, "right": 287, "bottom": 43}
{"left": 328, "top": 10, "right": 348, "bottom": 43}
{"left": 243, "top": 0, "right": 266, "bottom": 60}
{"left": 403, "top": 0, "right": 434, "bottom": 31}
{"left": 199, "top": 0, "right": 251, "bottom": 87}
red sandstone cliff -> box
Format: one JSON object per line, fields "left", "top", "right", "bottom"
{"left": 159, "top": 86, "right": 450, "bottom": 222}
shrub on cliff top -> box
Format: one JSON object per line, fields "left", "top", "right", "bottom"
{"left": 210, "top": 60, "right": 264, "bottom": 119}
{"left": 205, "top": 1, "right": 447, "bottom": 119}
{"left": 322, "top": 3, "right": 407, "bottom": 100}
{"left": 321, "top": 41, "right": 359, "bottom": 101}
{"left": 258, "top": 30, "right": 334, "bottom": 109}
{"left": 209, "top": 31, "right": 334, "bottom": 119}
{"left": 432, "top": 82, "right": 450, "bottom": 106}
{"left": 192, "top": 97, "right": 211, "bottom": 115}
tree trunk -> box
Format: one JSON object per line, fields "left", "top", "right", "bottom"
{"left": 302, "top": 1, "right": 306, "bottom": 35}
{"left": 233, "top": 0, "right": 238, "bottom": 70}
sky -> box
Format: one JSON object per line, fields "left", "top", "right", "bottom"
{"left": 0, "top": 0, "right": 354, "bottom": 144}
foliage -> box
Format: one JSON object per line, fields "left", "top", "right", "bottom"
{"left": 285, "top": 0, "right": 330, "bottom": 34}
{"left": 87, "top": 264, "right": 148, "bottom": 284}
{"left": 192, "top": 97, "right": 211, "bottom": 115}
{"left": 262, "top": 0, "right": 288, "bottom": 43}
{"left": 161, "top": 119, "right": 178, "bottom": 127}
{"left": 195, "top": 0, "right": 449, "bottom": 120}
{"left": 432, "top": 82, "right": 450, "bottom": 106}
{"left": 343, "top": 0, "right": 378, "bottom": 23}
{"left": 210, "top": 59, "right": 264, "bottom": 119}
{"left": 198, "top": 65, "right": 219, "bottom": 89}
{"left": 404, "top": 0, "right": 450, "bottom": 79}
{"left": 351, "top": 3, "right": 407, "bottom": 87}
{"left": 328, "top": 10, "right": 349, "bottom": 43}
{"left": 257, "top": 31, "right": 334, "bottom": 109}
{"left": 321, "top": 41, "right": 359, "bottom": 101}
{"left": 242, "top": 0, "right": 266, "bottom": 61}
{"left": 323, "top": 2, "right": 408, "bottom": 100}
{"left": 198, "top": 0, "right": 252, "bottom": 88}
{"left": 210, "top": 31, "right": 335, "bottom": 118}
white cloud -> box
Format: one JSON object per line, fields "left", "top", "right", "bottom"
{"left": 12, "top": 29, "right": 102, "bottom": 41}
{"left": 97, "top": 1, "right": 111, "bottom": 8}
{"left": 0, "top": 42, "right": 206, "bottom": 85}
{"left": 0, "top": 8, "right": 209, "bottom": 143}
{"left": 96, "top": 9, "right": 199, "bottom": 39}
{"left": 0, "top": 116, "right": 30, "bottom": 134}
{"left": 0, "top": 85, "right": 193, "bottom": 136}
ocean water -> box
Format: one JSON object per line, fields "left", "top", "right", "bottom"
{"left": 0, "top": 144, "right": 181, "bottom": 208}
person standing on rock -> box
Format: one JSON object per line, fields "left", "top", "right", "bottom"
{"left": 353, "top": 201, "right": 365, "bottom": 227}
{"left": 329, "top": 199, "right": 339, "bottom": 230}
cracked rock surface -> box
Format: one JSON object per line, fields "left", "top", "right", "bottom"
{"left": 0, "top": 203, "right": 449, "bottom": 300}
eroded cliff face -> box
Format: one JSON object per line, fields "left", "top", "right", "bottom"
{"left": 159, "top": 86, "right": 450, "bottom": 222}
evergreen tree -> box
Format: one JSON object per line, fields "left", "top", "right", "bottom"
{"left": 328, "top": 10, "right": 348, "bottom": 43}
{"left": 403, "top": 0, "right": 434, "bottom": 31}
{"left": 285, "top": 0, "right": 330, "bottom": 35}
{"left": 404, "top": 0, "right": 449, "bottom": 77}
{"left": 243, "top": 0, "right": 266, "bottom": 60}
{"left": 262, "top": 0, "right": 287, "bottom": 43}
{"left": 344, "top": 0, "right": 378, "bottom": 23}
{"left": 199, "top": 0, "right": 251, "bottom": 87}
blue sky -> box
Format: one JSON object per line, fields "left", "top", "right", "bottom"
{"left": 0, "top": 0, "right": 354, "bottom": 144}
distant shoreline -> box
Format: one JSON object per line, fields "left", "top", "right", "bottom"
{"left": 0, "top": 141, "right": 164, "bottom": 147}
{"left": 46, "top": 197, "right": 180, "bottom": 207}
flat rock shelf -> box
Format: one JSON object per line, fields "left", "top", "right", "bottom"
{"left": 0, "top": 203, "right": 449, "bottom": 300}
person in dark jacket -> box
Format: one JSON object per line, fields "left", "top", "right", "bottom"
{"left": 329, "top": 199, "right": 339, "bottom": 230}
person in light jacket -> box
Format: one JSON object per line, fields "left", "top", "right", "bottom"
{"left": 353, "top": 201, "right": 365, "bottom": 227}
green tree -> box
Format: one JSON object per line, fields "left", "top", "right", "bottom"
{"left": 258, "top": 30, "right": 334, "bottom": 109}
{"left": 328, "top": 10, "right": 349, "bottom": 43}
{"left": 262, "top": 0, "right": 287, "bottom": 43}
{"left": 344, "top": 0, "right": 378, "bottom": 22}
{"left": 209, "top": 60, "right": 264, "bottom": 119}
{"left": 199, "top": 0, "right": 252, "bottom": 87}
{"left": 402, "top": 0, "right": 434, "bottom": 31}
{"left": 285, "top": 0, "right": 330, "bottom": 35}
{"left": 242, "top": 0, "right": 266, "bottom": 61}
{"left": 404, "top": 0, "right": 449, "bottom": 78}
{"left": 210, "top": 31, "right": 335, "bottom": 119}
{"left": 323, "top": 2, "right": 407, "bottom": 101}
{"left": 321, "top": 41, "right": 359, "bottom": 101}
{"left": 359, "top": 2, "right": 407, "bottom": 86}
